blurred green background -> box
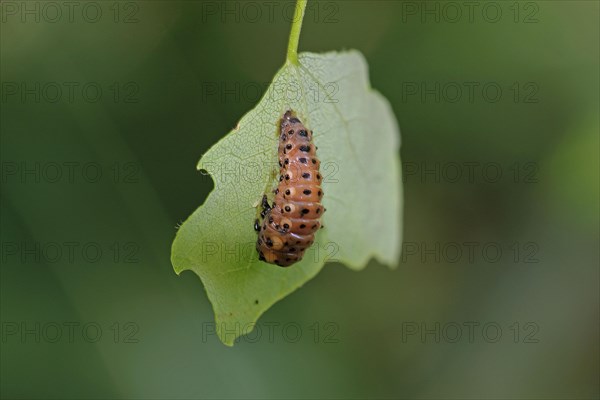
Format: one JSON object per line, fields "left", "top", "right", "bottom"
{"left": 1, "top": 1, "right": 598, "bottom": 398}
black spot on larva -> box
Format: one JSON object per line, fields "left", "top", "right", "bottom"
{"left": 279, "top": 175, "right": 283, "bottom": 182}
{"left": 316, "top": 208, "right": 321, "bottom": 214}
{"left": 312, "top": 224, "right": 317, "bottom": 230}
{"left": 274, "top": 259, "right": 281, "bottom": 266}
{"left": 299, "top": 145, "right": 310, "bottom": 152}
{"left": 281, "top": 133, "right": 287, "bottom": 141}
{"left": 286, "top": 144, "right": 292, "bottom": 150}
{"left": 318, "top": 190, "right": 322, "bottom": 196}
{"left": 266, "top": 238, "right": 273, "bottom": 248}
{"left": 303, "top": 189, "right": 312, "bottom": 195}
{"left": 262, "top": 225, "right": 266, "bottom": 231}
{"left": 298, "top": 130, "right": 308, "bottom": 137}
{"left": 302, "top": 172, "right": 310, "bottom": 179}
{"left": 283, "top": 223, "right": 290, "bottom": 229}
{"left": 317, "top": 174, "right": 321, "bottom": 179}
{"left": 290, "top": 247, "right": 296, "bottom": 252}
{"left": 284, "top": 158, "right": 289, "bottom": 165}
{"left": 278, "top": 161, "right": 282, "bottom": 167}
{"left": 301, "top": 209, "right": 309, "bottom": 215}
{"left": 299, "top": 157, "right": 308, "bottom": 164}
{"left": 254, "top": 220, "right": 260, "bottom": 232}
{"left": 285, "top": 174, "right": 290, "bottom": 180}
{"left": 285, "top": 205, "right": 291, "bottom": 212}
{"left": 300, "top": 224, "right": 306, "bottom": 229}
{"left": 259, "top": 254, "right": 265, "bottom": 261}
{"left": 261, "top": 195, "right": 271, "bottom": 210}
{"left": 285, "top": 189, "right": 291, "bottom": 195}
{"left": 257, "top": 238, "right": 263, "bottom": 245}
{"left": 274, "top": 188, "right": 279, "bottom": 194}
{"left": 269, "top": 217, "right": 274, "bottom": 224}
{"left": 312, "top": 159, "right": 317, "bottom": 164}
{"left": 288, "top": 129, "right": 294, "bottom": 135}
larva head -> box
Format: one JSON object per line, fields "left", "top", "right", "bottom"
{"left": 281, "top": 110, "right": 296, "bottom": 124}
{"left": 280, "top": 110, "right": 307, "bottom": 133}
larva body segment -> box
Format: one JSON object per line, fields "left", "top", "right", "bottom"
{"left": 255, "top": 110, "right": 325, "bottom": 267}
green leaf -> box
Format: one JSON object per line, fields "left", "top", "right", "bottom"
{"left": 171, "top": 50, "right": 402, "bottom": 346}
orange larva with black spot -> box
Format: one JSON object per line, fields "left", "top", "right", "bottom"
{"left": 255, "top": 110, "right": 325, "bottom": 267}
